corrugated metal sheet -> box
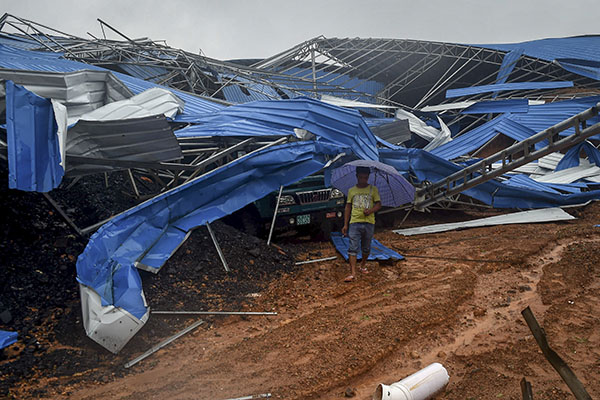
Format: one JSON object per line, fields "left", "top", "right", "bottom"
{"left": 421, "top": 101, "right": 476, "bottom": 112}
{"left": 462, "top": 98, "right": 529, "bottom": 114}
{"left": 538, "top": 152, "right": 565, "bottom": 170}
{"left": 503, "top": 174, "right": 561, "bottom": 194}
{"left": 0, "top": 69, "right": 133, "bottom": 125}
{"left": 431, "top": 115, "right": 538, "bottom": 160}
{"left": 330, "top": 232, "right": 404, "bottom": 261}
{"left": 369, "top": 119, "right": 411, "bottom": 145}
{"left": 0, "top": 43, "right": 98, "bottom": 72}
{"left": 0, "top": 33, "right": 44, "bottom": 50}
{"left": 81, "top": 87, "right": 184, "bottom": 121}
{"left": 75, "top": 141, "right": 343, "bottom": 349}
{"left": 495, "top": 48, "right": 524, "bottom": 85}
{"left": 175, "top": 118, "right": 293, "bottom": 138}
{"left": 556, "top": 60, "right": 600, "bottom": 81}
{"left": 219, "top": 73, "right": 282, "bottom": 104}
{"left": 478, "top": 36, "right": 600, "bottom": 66}
{"left": 491, "top": 161, "right": 540, "bottom": 175}
{"left": 557, "top": 59, "right": 600, "bottom": 80}
{"left": 533, "top": 164, "right": 600, "bottom": 184}
{"left": 66, "top": 115, "right": 182, "bottom": 175}
{"left": 555, "top": 141, "right": 600, "bottom": 171}
{"left": 110, "top": 72, "right": 225, "bottom": 115}
{"left": 433, "top": 96, "right": 600, "bottom": 161}
{"left": 446, "top": 81, "right": 574, "bottom": 98}
{"left": 174, "top": 97, "right": 379, "bottom": 161}
{"left": 5, "top": 81, "right": 64, "bottom": 191}
{"left": 508, "top": 96, "right": 600, "bottom": 138}
{"left": 0, "top": 330, "right": 18, "bottom": 350}
{"left": 394, "top": 208, "right": 575, "bottom": 236}
{"left": 272, "top": 67, "right": 384, "bottom": 103}
{"left": 118, "top": 64, "right": 169, "bottom": 83}
{"left": 475, "top": 36, "right": 600, "bottom": 81}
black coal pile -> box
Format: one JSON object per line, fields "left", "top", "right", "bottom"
{"left": 50, "top": 170, "right": 162, "bottom": 228}
{"left": 142, "top": 220, "right": 296, "bottom": 311}
{"left": 0, "top": 166, "right": 297, "bottom": 399}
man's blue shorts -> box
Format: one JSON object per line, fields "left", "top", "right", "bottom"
{"left": 347, "top": 222, "right": 374, "bottom": 257}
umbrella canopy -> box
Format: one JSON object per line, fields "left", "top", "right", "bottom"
{"left": 331, "top": 159, "right": 415, "bottom": 207}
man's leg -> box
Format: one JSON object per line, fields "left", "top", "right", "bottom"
{"left": 360, "top": 223, "right": 374, "bottom": 270}
{"left": 349, "top": 254, "right": 357, "bottom": 278}
{"left": 346, "top": 224, "right": 360, "bottom": 280}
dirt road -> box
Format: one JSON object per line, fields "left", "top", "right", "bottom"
{"left": 6, "top": 203, "right": 600, "bottom": 400}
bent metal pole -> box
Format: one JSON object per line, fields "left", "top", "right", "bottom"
{"left": 152, "top": 311, "right": 277, "bottom": 316}
{"left": 267, "top": 185, "right": 284, "bottom": 246}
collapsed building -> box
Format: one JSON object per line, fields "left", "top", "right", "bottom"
{"left": 1, "top": 14, "right": 599, "bottom": 353}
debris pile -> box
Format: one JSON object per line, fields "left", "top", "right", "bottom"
{"left": 1, "top": 11, "right": 600, "bottom": 399}
{"left": 0, "top": 165, "right": 296, "bottom": 398}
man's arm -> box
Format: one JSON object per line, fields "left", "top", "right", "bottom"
{"left": 342, "top": 203, "right": 352, "bottom": 236}
{"left": 363, "top": 201, "right": 381, "bottom": 216}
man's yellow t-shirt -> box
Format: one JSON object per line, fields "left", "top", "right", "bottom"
{"left": 347, "top": 185, "right": 381, "bottom": 224}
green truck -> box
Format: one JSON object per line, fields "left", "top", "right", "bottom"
{"left": 231, "top": 175, "right": 346, "bottom": 238}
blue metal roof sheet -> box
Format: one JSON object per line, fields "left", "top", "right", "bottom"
{"left": 174, "top": 97, "right": 379, "bottom": 161}
{"left": 0, "top": 330, "right": 18, "bottom": 350}
{"left": 503, "top": 174, "right": 561, "bottom": 194}
{"left": 462, "top": 99, "right": 529, "bottom": 114}
{"left": 495, "top": 48, "right": 524, "bottom": 85}
{"left": 555, "top": 141, "right": 600, "bottom": 171}
{"left": 331, "top": 232, "right": 404, "bottom": 261}
{"left": 118, "top": 64, "right": 170, "bottom": 83}
{"left": 477, "top": 36, "right": 600, "bottom": 65}
{"left": 446, "top": 81, "right": 574, "bottom": 98}
{"left": 432, "top": 96, "right": 600, "bottom": 160}
{"left": 5, "top": 81, "right": 64, "bottom": 192}
{"left": 508, "top": 97, "right": 600, "bottom": 138}
{"left": 475, "top": 36, "right": 600, "bottom": 81}
{"left": 431, "top": 115, "right": 538, "bottom": 160}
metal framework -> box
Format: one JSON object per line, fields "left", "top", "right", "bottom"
{"left": 0, "top": 14, "right": 400, "bottom": 112}
{"left": 254, "top": 37, "right": 600, "bottom": 110}
{"left": 2, "top": 13, "right": 599, "bottom": 118}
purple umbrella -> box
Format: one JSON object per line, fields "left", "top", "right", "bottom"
{"left": 331, "top": 160, "right": 415, "bottom": 207}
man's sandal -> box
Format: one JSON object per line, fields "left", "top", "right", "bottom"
{"left": 344, "top": 275, "right": 355, "bottom": 282}
{"left": 359, "top": 267, "right": 369, "bottom": 274}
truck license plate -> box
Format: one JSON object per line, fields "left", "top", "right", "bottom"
{"left": 296, "top": 214, "right": 310, "bottom": 225}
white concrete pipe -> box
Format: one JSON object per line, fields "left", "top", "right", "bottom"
{"left": 373, "top": 363, "right": 449, "bottom": 400}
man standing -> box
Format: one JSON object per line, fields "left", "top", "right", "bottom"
{"left": 341, "top": 166, "right": 381, "bottom": 282}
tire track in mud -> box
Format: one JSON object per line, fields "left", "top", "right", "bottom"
{"left": 322, "top": 236, "right": 600, "bottom": 400}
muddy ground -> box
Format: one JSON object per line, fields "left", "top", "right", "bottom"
{"left": 1, "top": 173, "right": 600, "bottom": 399}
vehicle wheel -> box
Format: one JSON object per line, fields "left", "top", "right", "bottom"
{"left": 316, "top": 220, "right": 334, "bottom": 241}
{"left": 240, "top": 211, "right": 264, "bottom": 238}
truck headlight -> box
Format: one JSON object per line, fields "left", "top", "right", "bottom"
{"left": 330, "top": 189, "right": 344, "bottom": 199}
{"left": 278, "top": 195, "right": 296, "bottom": 205}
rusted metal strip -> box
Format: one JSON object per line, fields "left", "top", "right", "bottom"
{"left": 521, "top": 307, "right": 591, "bottom": 400}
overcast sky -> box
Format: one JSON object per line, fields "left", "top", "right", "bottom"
{"left": 4, "top": 0, "right": 600, "bottom": 60}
